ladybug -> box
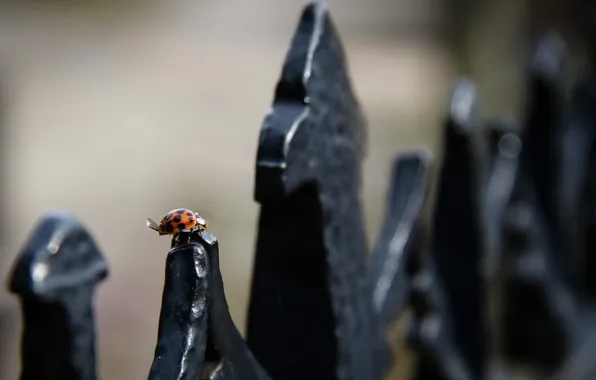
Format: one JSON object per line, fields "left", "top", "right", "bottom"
{"left": 146, "top": 208, "right": 208, "bottom": 237}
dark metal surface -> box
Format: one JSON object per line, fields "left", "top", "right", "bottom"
{"left": 426, "top": 79, "right": 484, "bottom": 380}
{"left": 246, "top": 2, "right": 438, "bottom": 379}
{"left": 482, "top": 121, "right": 522, "bottom": 380}
{"left": 247, "top": 2, "right": 371, "bottom": 380}
{"left": 202, "top": 232, "right": 271, "bottom": 380}
{"left": 148, "top": 242, "right": 210, "bottom": 380}
{"left": 544, "top": 28, "right": 596, "bottom": 380}
{"left": 472, "top": 34, "right": 570, "bottom": 380}
{"left": 149, "top": 231, "right": 271, "bottom": 380}
{"left": 558, "top": 51, "right": 596, "bottom": 301}
{"left": 369, "top": 150, "right": 432, "bottom": 377}
{"left": 8, "top": 211, "right": 108, "bottom": 380}
{"left": 496, "top": 33, "right": 574, "bottom": 378}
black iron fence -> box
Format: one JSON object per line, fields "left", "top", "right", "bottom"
{"left": 6, "top": 1, "right": 596, "bottom": 379}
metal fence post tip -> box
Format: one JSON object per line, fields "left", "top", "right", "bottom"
{"left": 519, "top": 31, "right": 565, "bottom": 230}
{"left": 254, "top": 0, "right": 365, "bottom": 203}
{"left": 371, "top": 155, "right": 430, "bottom": 331}
{"left": 529, "top": 32, "right": 566, "bottom": 84}
{"left": 249, "top": 2, "right": 372, "bottom": 380}
{"left": 148, "top": 235, "right": 210, "bottom": 380}
{"left": 448, "top": 79, "right": 480, "bottom": 135}
{"left": 7, "top": 210, "right": 108, "bottom": 380}
{"left": 148, "top": 231, "right": 270, "bottom": 380}
{"left": 371, "top": 149, "right": 433, "bottom": 317}
{"left": 431, "top": 77, "right": 486, "bottom": 379}
{"left": 367, "top": 150, "right": 433, "bottom": 378}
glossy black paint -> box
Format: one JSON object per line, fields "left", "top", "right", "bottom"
{"left": 249, "top": 2, "right": 369, "bottom": 380}
{"left": 428, "top": 79, "right": 485, "bottom": 379}
{"left": 8, "top": 211, "right": 108, "bottom": 380}
{"left": 148, "top": 242, "right": 210, "bottom": 380}
{"left": 149, "top": 231, "right": 270, "bottom": 380}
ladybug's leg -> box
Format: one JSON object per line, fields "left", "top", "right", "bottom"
{"left": 192, "top": 226, "right": 202, "bottom": 242}
{"left": 172, "top": 231, "right": 182, "bottom": 248}
{"left": 176, "top": 229, "right": 192, "bottom": 244}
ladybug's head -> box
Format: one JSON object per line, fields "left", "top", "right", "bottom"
{"left": 146, "top": 217, "right": 167, "bottom": 235}
{"left": 157, "top": 222, "right": 171, "bottom": 235}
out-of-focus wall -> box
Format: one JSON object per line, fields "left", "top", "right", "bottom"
{"left": 0, "top": 1, "right": 453, "bottom": 379}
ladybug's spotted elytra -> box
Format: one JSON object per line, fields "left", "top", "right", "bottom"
{"left": 146, "top": 208, "right": 208, "bottom": 237}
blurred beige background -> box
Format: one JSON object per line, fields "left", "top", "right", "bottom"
{"left": 0, "top": 0, "right": 540, "bottom": 378}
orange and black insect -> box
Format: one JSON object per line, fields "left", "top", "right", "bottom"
{"left": 146, "top": 208, "right": 208, "bottom": 236}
